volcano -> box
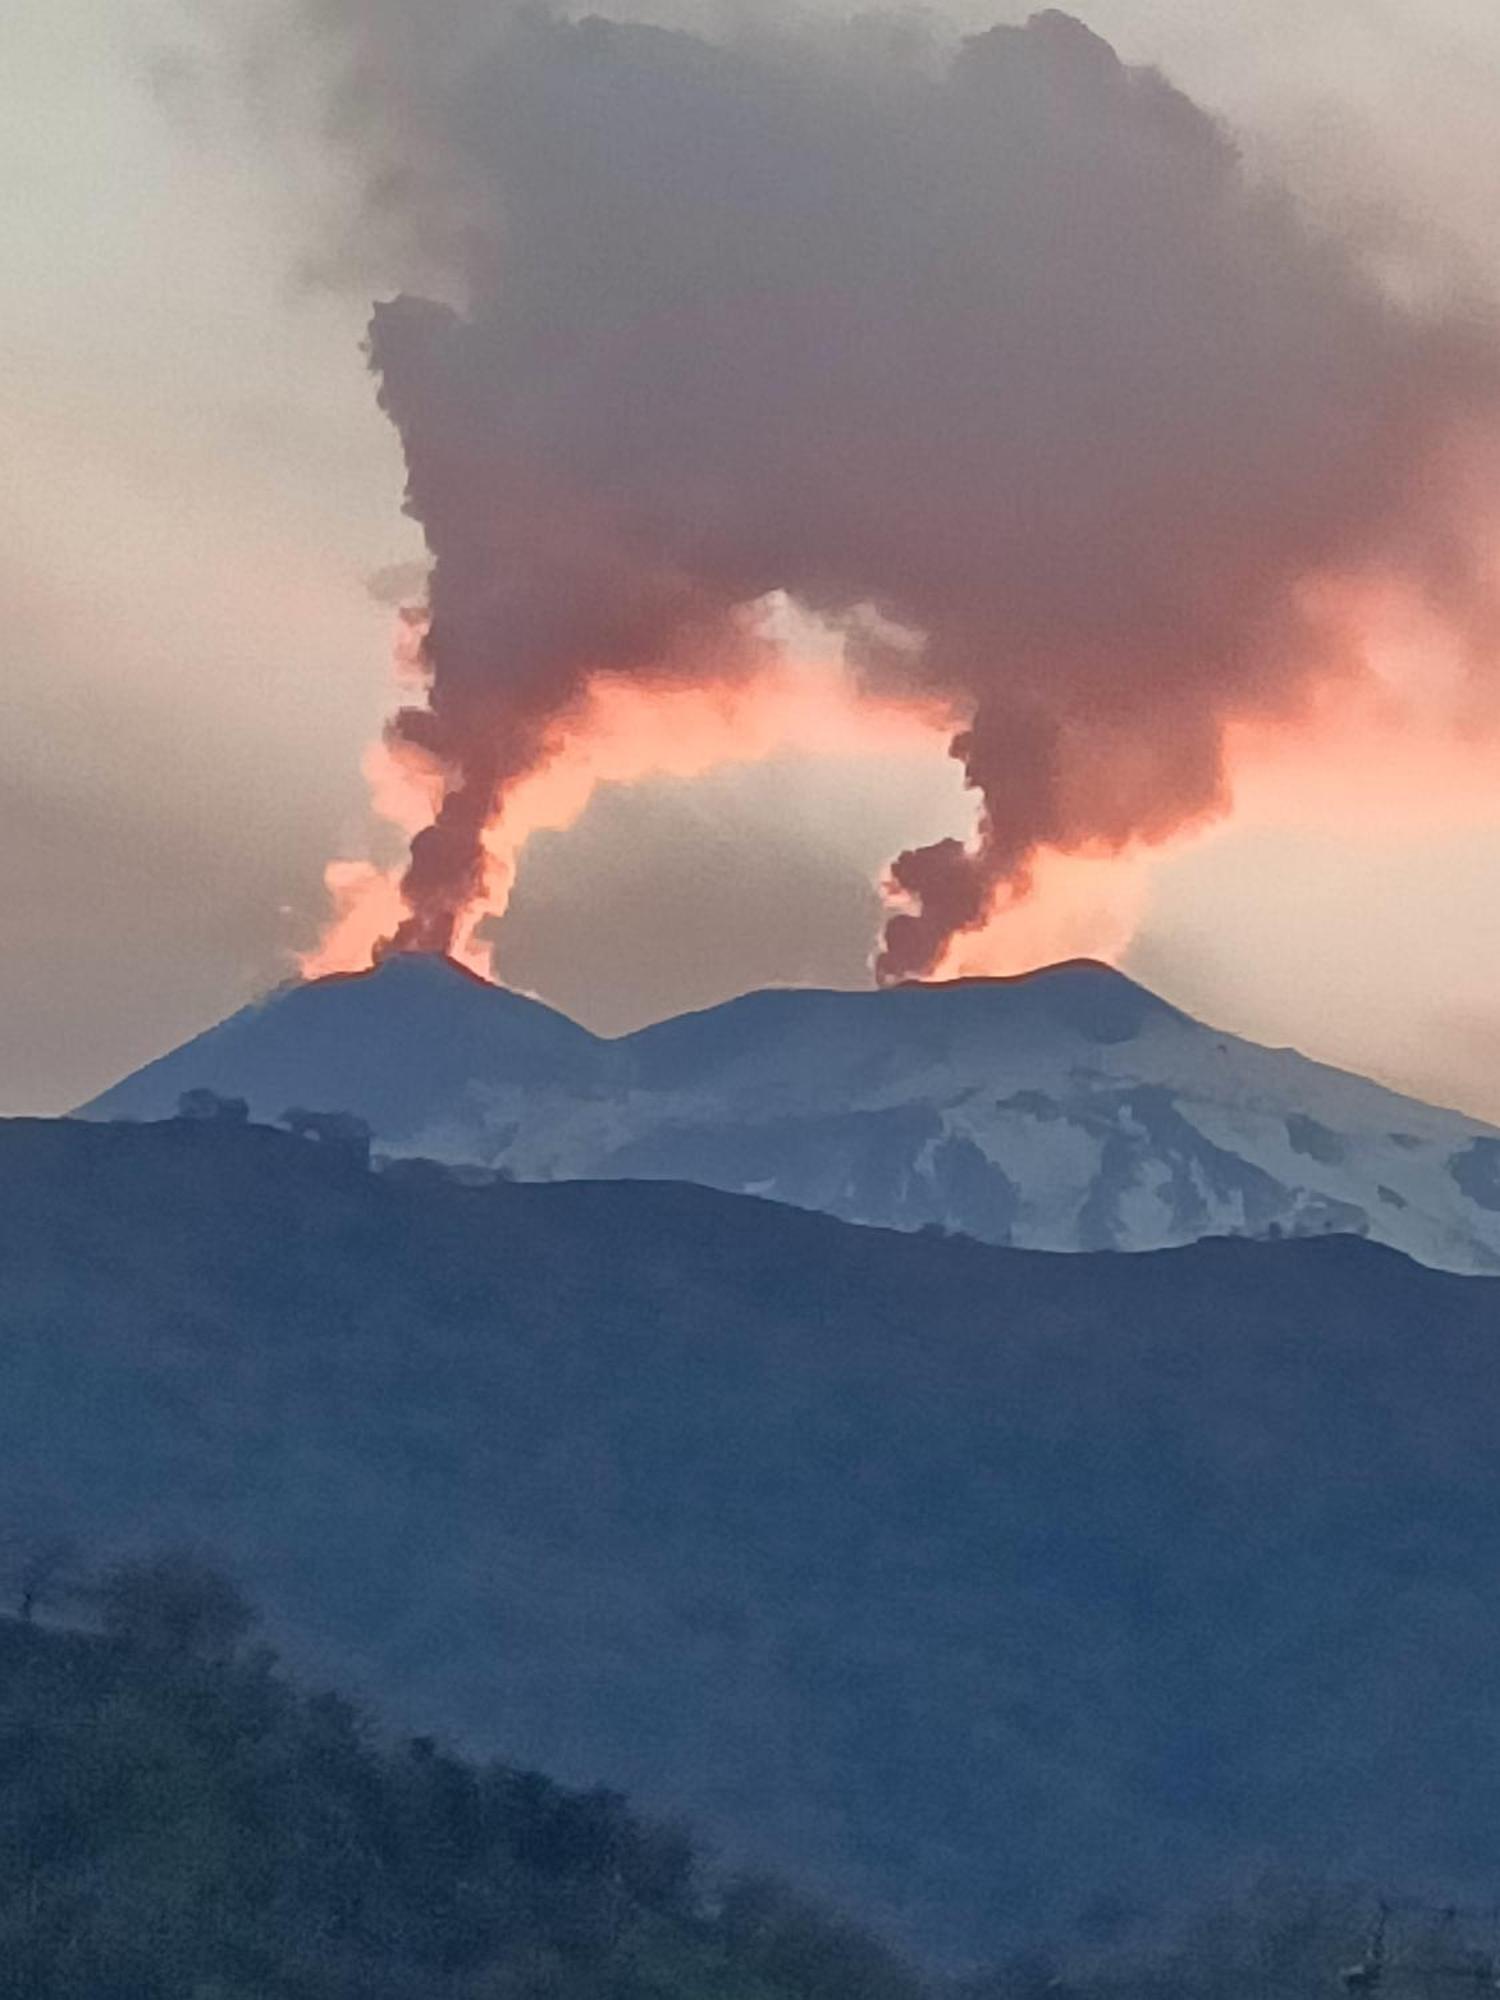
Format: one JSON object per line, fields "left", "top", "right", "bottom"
{"left": 79, "top": 954, "right": 1500, "bottom": 1274}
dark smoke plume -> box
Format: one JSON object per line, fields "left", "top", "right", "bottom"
{"left": 246, "top": 1, "right": 1500, "bottom": 974}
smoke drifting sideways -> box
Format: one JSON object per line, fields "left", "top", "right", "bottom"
{"left": 249, "top": 1, "right": 1500, "bottom": 979}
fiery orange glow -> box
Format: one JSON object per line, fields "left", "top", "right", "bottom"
{"left": 304, "top": 860, "right": 406, "bottom": 980}
{"left": 902, "top": 570, "right": 1500, "bottom": 983}
{"left": 299, "top": 737, "right": 460, "bottom": 979}
{"left": 304, "top": 565, "right": 1500, "bottom": 994}
{"left": 302, "top": 635, "right": 958, "bottom": 982}
{"left": 926, "top": 846, "right": 1157, "bottom": 982}
{"left": 917, "top": 687, "right": 1500, "bottom": 987}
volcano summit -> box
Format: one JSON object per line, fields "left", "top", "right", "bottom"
{"left": 80, "top": 955, "right": 1500, "bottom": 1275}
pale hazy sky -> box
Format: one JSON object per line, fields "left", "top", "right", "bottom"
{"left": 4, "top": 0, "right": 1499, "bottom": 1120}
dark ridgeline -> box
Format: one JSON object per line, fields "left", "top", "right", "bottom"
{"left": 3, "top": 1111, "right": 1500, "bottom": 1968}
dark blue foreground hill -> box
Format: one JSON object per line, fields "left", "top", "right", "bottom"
{"left": 3, "top": 1112, "right": 1500, "bottom": 1962}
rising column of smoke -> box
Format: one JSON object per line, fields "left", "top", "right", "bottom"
{"left": 249, "top": 1, "right": 1500, "bottom": 975}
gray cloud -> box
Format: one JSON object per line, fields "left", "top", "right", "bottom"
{"left": 497, "top": 763, "right": 892, "bottom": 1033}
{"left": 235, "top": 0, "right": 1500, "bottom": 975}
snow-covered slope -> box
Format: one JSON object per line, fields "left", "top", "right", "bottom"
{"left": 80, "top": 953, "right": 1500, "bottom": 1273}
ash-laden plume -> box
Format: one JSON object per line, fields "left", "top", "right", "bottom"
{"left": 264, "top": 2, "right": 1500, "bottom": 975}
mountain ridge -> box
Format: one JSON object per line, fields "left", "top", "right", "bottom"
{"left": 78, "top": 953, "right": 1500, "bottom": 1274}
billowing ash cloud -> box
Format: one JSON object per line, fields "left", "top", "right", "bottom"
{"left": 259, "top": 2, "right": 1500, "bottom": 974}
